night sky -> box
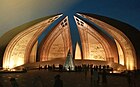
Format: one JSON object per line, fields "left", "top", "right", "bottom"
{"left": 0, "top": 0, "right": 140, "bottom": 37}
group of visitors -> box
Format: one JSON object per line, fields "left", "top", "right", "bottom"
{"left": 91, "top": 65, "right": 108, "bottom": 87}
{"left": 38, "top": 64, "right": 113, "bottom": 73}
{"left": 8, "top": 66, "right": 137, "bottom": 87}
{"left": 39, "top": 64, "right": 64, "bottom": 71}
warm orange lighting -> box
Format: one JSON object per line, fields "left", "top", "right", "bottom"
{"left": 8, "top": 59, "right": 14, "bottom": 69}
{"left": 74, "top": 16, "right": 106, "bottom": 61}
{"left": 2, "top": 13, "right": 137, "bottom": 71}
{"left": 75, "top": 42, "right": 82, "bottom": 59}
{"left": 115, "top": 39, "right": 124, "bottom": 65}
{"left": 3, "top": 15, "right": 63, "bottom": 69}
{"left": 78, "top": 14, "right": 137, "bottom": 70}
{"left": 29, "top": 41, "right": 38, "bottom": 63}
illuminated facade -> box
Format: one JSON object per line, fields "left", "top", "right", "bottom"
{"left": 76, "top": 13, "right": 137, "bottom": 70}
{"left": 2, "top": 14, "right": 63, "bottom": 68}
{"left": 1, "top": 13, "right": 140, "bottom": 70}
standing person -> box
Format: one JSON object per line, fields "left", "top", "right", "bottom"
{"left": 92, "top": 69, "right": 99, "bottom": 87}
{"left": 54, "top": 74, "right": 63, "bottom": 87}
{"left": 84, "top": 66, "right": 88, "bottom": 80}
{"left": 127, "top": 71, "right": 136, "bottom": 87}
{"left": 33, "top": 76, "right": 44, "bottom": 87}
{"left": 127, "top": 71, "right": 131, "bottom": 87}
{"left": 102, "top": 69, "right": 107, "bottom": 83}
{"left": 10, "top": 78, "right": 19, "bottom": 87}
{"left": 102, "top": 69, "right": 108, "bottom": 87}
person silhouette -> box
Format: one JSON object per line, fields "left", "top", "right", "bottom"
{"left": 10, "top": 78, "right": 19, "bottom": 87}
{"left": 33, "top": 76, "right": 44, "bottom": 87}
{"left": 93, "top": 69, "right": 99, "bottom": 86}
{"left": 54, "top": 74, "right": 63, "bottom": 87}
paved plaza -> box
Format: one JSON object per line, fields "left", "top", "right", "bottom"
{"left": 0, "top": 69, "right": 140, "bottom": 87}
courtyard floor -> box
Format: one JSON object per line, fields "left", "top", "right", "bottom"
{"left": 0, "top": 69, "right": 140, "bottom": 87}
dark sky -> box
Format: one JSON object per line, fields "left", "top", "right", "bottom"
{"left": 0, "top": 0, "right": 140, "bottom": 37}
{"left": 64, "top": 0, "right": 140, "bottom": 30}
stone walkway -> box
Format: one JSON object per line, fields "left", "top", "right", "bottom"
{"left": 0, "top": 70, "right": 140, "bottom": 87}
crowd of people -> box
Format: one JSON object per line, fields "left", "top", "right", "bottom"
{"left": 37, "top": 64, "right": 114, "bottom": 73}
{"left": 3, "top": 63, "right": 137, "bottom": 87}
{"left": 1, "top": 64, "right": 137, "bottom": 87}
{"left": 36, "top": 64, "right": 113, "bottom": 87}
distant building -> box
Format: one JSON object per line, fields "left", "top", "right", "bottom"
{"left": 0, "top": 13, "right": 140, "bottom": 70}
